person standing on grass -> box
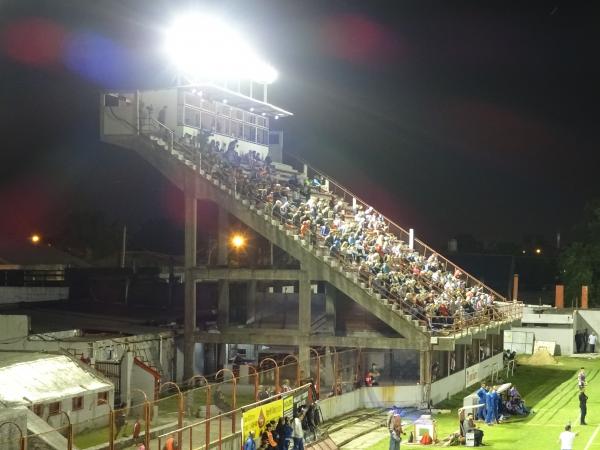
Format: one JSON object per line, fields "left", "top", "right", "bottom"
{"left": 485, "top": 387, "right": 495, "bottom": 425}
{"left": 589, "top": 333, "right": 597, "bottom": 353}
{"left": 476, "top": 383, "right": 487, "bottom": 421}
{"left": 558, "top": 424, "right": 578, "bottom": 450}
{"left": 578, "top": 368, "right": 587, "bottom": 389}
{"left": 388, "top": 413, "right": 404, "bottom": 450}
{"left": 580, "top": 388, "right": 588, "bottom": 425}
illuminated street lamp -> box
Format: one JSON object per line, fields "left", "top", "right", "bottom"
{"left": 535, "top": 248, "right": 542, "bottom": 255}
{"left": 30, "top": 234, "right": 41, "bottom": 244}
{"left": 230, "top": 233, "right": 246, "bottom": 250}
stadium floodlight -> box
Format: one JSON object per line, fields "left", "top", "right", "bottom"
{"left": 163, "top": 13, "right": 278, "bottom": 84}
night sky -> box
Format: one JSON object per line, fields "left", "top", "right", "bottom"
{"left": 1, "top": 0, "right": 599, "bottom": 251}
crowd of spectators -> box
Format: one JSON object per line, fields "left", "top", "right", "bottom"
{"left": 160, "top": 130, "right": 505, "bottom": 333}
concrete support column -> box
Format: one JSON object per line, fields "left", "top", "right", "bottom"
{"left": 324, "top": 346, "right": 333, "bottom": 388}
{"left": 183, "top": 192, "right": 197, "bottom": 380}
{"left": 512, "top": 274, "right": 519, "bottom": 301}
{"left": 555, "top": 285, "right": 564, "bottom": 309}
{"left": 247, "top": 280, "right": 257, "bottom": 327}
{"left": 299, "top": 271, "right": 311, "bottom": 334}
{"left": 217, "top": 280, "right": 230, "bottom": 330}
{"left": 325, "top": 283, "right": 337, "bottom": 334}
{"left": 217, "top": 207, "right": 229, "bottom": 265}
{"left": 298, "top": 343, "right": 310, "bottom": 382}
{"left": 582, "top": 286, "right": 589, "bottom": 309}
{"left": 419, "top": 349, "right": 432, "bottom": 386}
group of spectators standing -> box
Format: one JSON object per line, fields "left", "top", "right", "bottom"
{"left": 477, "top": 382, "right": 529, "bottom": 424}
{"left": 244, "top": 410, "right": 308, "bottom": 450}
{"left": 170, "top": 131, "right": 503, "bottom": 332}
{"left": 575, "top": 329, "right": 597, "bottom": 353}
{"left": 465, "top": 382, "right": 530, "bottom": 446}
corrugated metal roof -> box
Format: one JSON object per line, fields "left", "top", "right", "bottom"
{"left": 0, "top": 352, "right": 112, "bottom": 406}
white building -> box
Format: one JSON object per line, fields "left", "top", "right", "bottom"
{"left": 0, "top": 351, "right": 114, "bottom": 431}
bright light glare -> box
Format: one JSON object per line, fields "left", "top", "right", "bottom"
{"left": 164, "top": 14, "right": 278, "bottom": 84}
{"left": 231, "top": 234, "right": 246, "bottom": 249}
{"left": 30, "top": 234, "right": 41, "bottom": 244}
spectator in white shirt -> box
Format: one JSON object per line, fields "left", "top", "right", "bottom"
{"left": 558, "top": 424, "right": 577, "bottom": 450}
{"left": 588, "top": 333, "right": 597, "bottom": 353}
{"left": 292, "top": 412, "right": 305, "bottom": 450}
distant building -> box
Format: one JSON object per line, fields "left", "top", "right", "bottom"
{"left": 0, "top": 240, "right": 89, "bottom": 305}
{"left": 0, "top": 351, "right": 114, "bottom": 430}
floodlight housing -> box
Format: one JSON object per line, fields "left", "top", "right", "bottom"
{"left": 164, "top": 13, "right": 278, "bottom": 84}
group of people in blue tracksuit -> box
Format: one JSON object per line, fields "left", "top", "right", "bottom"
{"left": 476, "top": 383, "right": 501, "bottom": 425}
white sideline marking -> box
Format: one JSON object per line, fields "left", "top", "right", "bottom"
{"left": 584, "top": 424, "right": 600, "bottom": 450}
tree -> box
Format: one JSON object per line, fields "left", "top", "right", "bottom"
{"left": 560, "top": 200, "right": 600, "bottom": 307}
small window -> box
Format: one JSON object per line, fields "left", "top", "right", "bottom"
{"left": 201, "top": 99, "right": 216, "bottom": 112}
{"left": 233, "top": 109, "right": 244, "bottom": 121}
{"left": 244, "top": 111, "right": 256, "bottom": 124}
{"left": 217, "top": 103, "right": 231, "bottom": 117}
{"left": 231, "top": 121, "right": 243, "bottom": 138}
{"left": 185, "top": 93, "right": 202, "bottom": 108}
{"left": 201, "top": 112, "right": 215, "bottom": 132}
{"left": 216, "top": 116, "right": 230, "bottom": 135}
{"left": 244, "top": 125, "right": 257, "bottom": 142}
{"left": 33, "top": 404, "right": 44, "bottom": 417}
{"left": 257, "top": 128, "right": 269, "bottom": 145}
{"left": 72, "top": 396, "right": 84, "bottom": 411}
{"left": 49, "top": 401, "right": 61, "bottom": 416}
{"left": 97, "top": 392, "right": 109, "bottom": 405}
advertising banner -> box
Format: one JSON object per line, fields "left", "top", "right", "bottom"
{"left": 242, "top": 398, "right": 283, "bottom": 438}
{"left": 283, "top": 394, "right": 294, "bottom": 419}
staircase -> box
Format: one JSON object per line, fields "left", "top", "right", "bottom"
{"left": 101, "top": 120, "right": 521, "bottom": 348}
{"left": 22, "top": 407, "right": 79, "bottom": 450}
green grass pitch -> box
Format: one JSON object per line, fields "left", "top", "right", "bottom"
{"left": 365, "top": 356, "right": 600, "bottom": 449}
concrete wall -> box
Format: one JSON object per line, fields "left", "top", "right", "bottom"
{"left": 577, "top": 310, "right": 600, "bottom": 337}
{"left": 429, "top": 352, "right": 503, "bottom": 403}
{"left": 319, "top": 384, "right": 426, "bottom": 421}
{"left": 465, "top": 353, "right": 503, "bottom": 388}
{"left": 37, "top": 388, "right": 113, "bottom": 431}
{"left": 511, "top": 326, "right": 574, "bottom": 355}
{"left": 318, "top": 389, "right": 361, "bottom": 421}
{"left": 131, "top": 359, "right": 158, "bottom": 402}
{"left": 139, "top": 89, "right": 179, "bottom": 131}
{"left": 101, "top": 92, "right": 136, "bottom": 135}
{"left": 361, "top": 385, "right": 422, "bottom": 409}
{"left": 0, "top": 315, "right": 29, "bottom": 339}
{"left": 430, "top": 370, "right": 466, "bottom": 404}
{"left": 0, "top": 408, "right": 27, "bottom": 450}
{"left": 0, "top": 286, "right": 69, "bottom": 304}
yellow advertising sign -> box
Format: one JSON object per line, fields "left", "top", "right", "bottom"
{"left": 242, "top": 398, "right": 283, "bottom": 438}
